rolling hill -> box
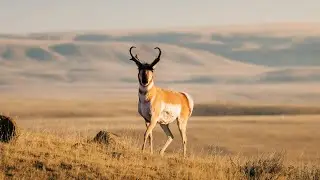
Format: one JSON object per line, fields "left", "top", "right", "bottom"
{"left": 0, "top": 23, "right": 320, "bottom": 104}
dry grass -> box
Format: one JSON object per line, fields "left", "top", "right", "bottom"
{"left": 2, "top": 98, "right": 320, "bottom": 161}
{"left": 0, "top": 129, "right": 319, "bottom": 180}
{"left": 1, "top": 97, "right": 320, "bottom": 179}
{"left": 11, "top": 114, "right": 320, "bottom": 164}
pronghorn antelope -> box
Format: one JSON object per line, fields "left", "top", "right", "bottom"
{"left": 128, "top": 46, "right": 194, "bottom": 157}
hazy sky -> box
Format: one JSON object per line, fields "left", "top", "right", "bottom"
{"left": 1, "top": 0, "right": 319, "bottom": 33}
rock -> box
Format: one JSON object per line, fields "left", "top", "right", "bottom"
{"left": 72, "top": 130, "right": 126, "bottom": 151}
{"left": 92, "top": 130, "right": 120, "bottom": 146}
{"left": 0, "top": 115, "right": 18, "bottom": 143}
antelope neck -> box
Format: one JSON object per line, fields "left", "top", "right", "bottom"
{"left": 139, "top": 80, "right": 156, "bottom": 102}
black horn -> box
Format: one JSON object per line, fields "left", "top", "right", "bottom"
{"left": 129, "top": 46, "right": 142, "bottom": 66}
{"left": 150, "top": 47, "right": 162, "bottom": 67}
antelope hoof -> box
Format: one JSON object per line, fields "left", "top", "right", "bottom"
{"left": 159, "top": 151, "right": 165, "bottom": 157}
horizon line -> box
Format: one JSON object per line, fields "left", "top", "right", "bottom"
{"left": 2, "top": 21, "right": 320, "bottom": 35}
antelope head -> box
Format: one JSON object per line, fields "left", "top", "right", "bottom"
{"left": 129, "top": 46, "right": 162, "bottom": 87}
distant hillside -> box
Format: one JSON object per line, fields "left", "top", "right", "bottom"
{"left": 5, "top": 31, "right": 317, "bottom": 67}
{"left": 68, "top": 32, "right": 320, "bottom": 67}
{"left": 1, "top": 28, "right": 320, "bottom": 83}
{"left": 0, "top": 41, "right": 269, "bottom": 86}
{"left": 1, "top": 23, "right": 320, "bottom": 104}
{"left": 1, "top": 23, "right": 320, "bottom": 67}
{"left": 256, "top": 67, "right": 320, "bottom": 83}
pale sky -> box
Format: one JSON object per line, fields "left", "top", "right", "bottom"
{"left": 1, "top": 0, "right": 319, "bottom": 33}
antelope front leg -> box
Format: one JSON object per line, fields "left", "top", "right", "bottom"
{"left": 144, "top": 122, "right": 153, "bottom": 154}
{"left": 142, "top": 118, "right": 157, "bottom": 153}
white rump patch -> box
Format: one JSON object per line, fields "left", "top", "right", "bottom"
{"left": 158, "top": 102, "right": 181, "bottom": 124}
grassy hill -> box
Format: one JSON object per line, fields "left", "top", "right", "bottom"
{"left": 1, "top": 129, "right": 319, "bottom": 180}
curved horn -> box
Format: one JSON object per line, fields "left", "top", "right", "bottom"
{"left": 150, "top": 47, "right": 162, "bottom": 67}
{"left": 129, "top": 46, "right": 142, "bottom": 66}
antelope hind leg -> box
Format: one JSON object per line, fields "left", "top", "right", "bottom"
{"left": 159, "top": 124, "right": 174, "bottom": 156}
{"left": 177, "top": 119, "right": 188, "bottom": 158}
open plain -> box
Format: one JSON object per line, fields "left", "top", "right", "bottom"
{"left": 1, "top": 23, "right": 320, "bottom": 179}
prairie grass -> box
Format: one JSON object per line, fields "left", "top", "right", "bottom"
{"left": 1, "top": 98, "right": 320, "bottom": 179}
{"left": 1, "top": 129, "right": 319, "bottom": 180}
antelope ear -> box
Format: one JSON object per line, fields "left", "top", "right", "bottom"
{"left": 151, "top": 64, "right": 157, "bottom": 69}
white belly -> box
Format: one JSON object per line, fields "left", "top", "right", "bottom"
{"left": 158, "top": 102, "right": 181, "bottom": 124}
{"left": 138, "top": 100, "right": 181, "bottom": 124}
